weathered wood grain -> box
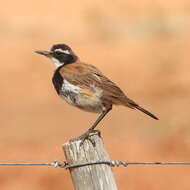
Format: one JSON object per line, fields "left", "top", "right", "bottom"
{"left": 63, "top": 131, "right": 118, "bottom": 190}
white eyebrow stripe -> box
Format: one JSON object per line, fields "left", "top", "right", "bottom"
{"left": 54, "top": 48, "right": 71, "bottom": 55}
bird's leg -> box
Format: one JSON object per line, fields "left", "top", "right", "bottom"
{"left": 88, "top": 106, "right": 112, "bottom": 132}
{"left": 71, "top": 106, "right": 112, "bottom": 146}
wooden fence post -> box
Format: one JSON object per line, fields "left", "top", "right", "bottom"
{"left": 63, "top": 131, "right": 118, "bottom": 190}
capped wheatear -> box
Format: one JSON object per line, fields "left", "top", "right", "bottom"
{"left": 35, "top": 44, "right": 158, "bottom": 144}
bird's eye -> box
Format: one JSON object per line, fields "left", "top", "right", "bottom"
{"left": 54, "top": 51, "right": 62, "bottom": 56}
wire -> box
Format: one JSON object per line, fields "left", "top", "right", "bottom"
{"left": 0, "top": 160, "right": 190, "bottom": 169}
{"left": 0, "top": 161, "right": 65, "bottom": 167}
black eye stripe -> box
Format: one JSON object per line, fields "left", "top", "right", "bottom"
{"left": 55, "top": 51, "right": 62, "bottom": 55}
{"left": 53, "top": 50, "right": 66, "bottom": 57}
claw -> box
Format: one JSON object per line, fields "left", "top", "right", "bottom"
{"left": 94, "top": 130, "right": 101, "bottom": 138}
{"left": 71, "top": 130, "right": 101, "bottom": 147}
{"left": 79, "top": 133, "right": 95, "bottom": 147}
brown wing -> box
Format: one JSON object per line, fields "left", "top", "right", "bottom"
{"left": 59, "top": 62, "right": 159, "bottom": 120}
{"left": 59, "top": 62, "right": 135, "bottom": 107}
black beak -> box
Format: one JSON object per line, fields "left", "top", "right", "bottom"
{"left": 35, "top": 50, "right": 51, "bottom": 57}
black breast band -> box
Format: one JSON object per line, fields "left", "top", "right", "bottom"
{"left": 52, "top": 67, "right": 64, "bottom": 95}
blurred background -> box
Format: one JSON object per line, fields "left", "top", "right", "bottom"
{"left": 0, "top": 0, "right": 190, "bottom": 189}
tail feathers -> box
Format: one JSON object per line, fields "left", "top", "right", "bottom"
{"left": 134, "top": 105, "right": 159, "bottom": 120}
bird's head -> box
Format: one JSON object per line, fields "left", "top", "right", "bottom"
{"left": 35, "top": 44, "right": 78, "bottom": 68}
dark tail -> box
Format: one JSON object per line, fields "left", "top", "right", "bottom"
{"left": 135, "top": 105, "right": 159, "bottom": 120}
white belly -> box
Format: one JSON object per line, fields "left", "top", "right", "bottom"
{"left": 59, "top": 79, "right": 103, "bottom": 113}
{"left": 60, "top": 79, "right": 80, "bottom": 104}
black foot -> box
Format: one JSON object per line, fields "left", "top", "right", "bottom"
{"left": 70, "top": 130, "right": 101, "bottom": 147}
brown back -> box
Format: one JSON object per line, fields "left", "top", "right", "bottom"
{"left": 59, "top": 61, "right": 137, "bottom": 108}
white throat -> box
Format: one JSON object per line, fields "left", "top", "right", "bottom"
{"left": 50, "top": 57, "right": 64, "bottom": 68}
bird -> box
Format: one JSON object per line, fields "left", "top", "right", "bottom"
{"left": 35, "top": 43, "right": 158, "bottom": 144}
